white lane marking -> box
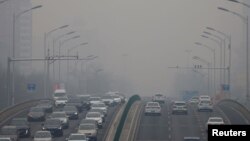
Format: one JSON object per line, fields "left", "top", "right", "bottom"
{"left": 215, "top": 106, "right": 231, "bottom": 125}
{"left": 230, "top": 106, "right": 250, "bottom": 124}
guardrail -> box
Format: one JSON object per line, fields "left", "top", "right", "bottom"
{"left": 0, "top": 99, "right": 52, "bottom": 127}
{"left": 217, "top": 99, "right": 250, "bottom": 122}
{"left": 113, "top": 95, "right": 141, "bottom": 141}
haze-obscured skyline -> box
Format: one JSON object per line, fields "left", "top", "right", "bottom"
{"left": 31, "top": 0, "right": 246, "bottom": 96}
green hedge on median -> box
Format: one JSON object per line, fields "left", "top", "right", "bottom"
{"left": 113, "top": 95, "right": 141, "bottom": 141}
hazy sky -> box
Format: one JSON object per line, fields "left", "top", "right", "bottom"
{"left": 31, "top": 0, "right": 246, "bottom": 96}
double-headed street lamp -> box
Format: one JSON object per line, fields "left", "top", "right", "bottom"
{"left": 44, "top": 25, "right": 69, "bottom": 98}
{"left": 193, "top": 56, "right": 211, "bottom": 95}
{"left": 67, "top": 42, "right": 88, "bottom": 84}
{"left": 58, "top": 35, "right": 80, "bottom": 82}
{"left": 218, "top": 6, "right": 249, "bottom": 100}
{"left": 195, "top": 42, "right": 216, "bottom": 95}
{"left": 10, "top": 5, "right": 42, "bottom": 106}
{"left": 206, "top": 27, "right": 231, "bottom": 93}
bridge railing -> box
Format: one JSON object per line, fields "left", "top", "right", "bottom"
{"left": 0, "top": 99, "right": 52, "bottom": 127}
{"left": 113, "top": 95, "right": 141, "bottom": 141}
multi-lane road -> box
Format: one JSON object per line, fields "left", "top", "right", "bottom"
{"left": 1, "top": 103, "right": 119, "bottom": 141}
{"left": 136, "top": 99, "right": 249, "bottom": 141}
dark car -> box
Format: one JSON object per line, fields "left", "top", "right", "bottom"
{"left": 77, "top": 95, "right": 91, "bottom": 110}
{"left": 10, "top": 118, "right": 30, "bottom": 138}
{"left": 0, "top": 126, "right": 19, "bottom": 141}
{"left": 66, "top": 98, "right": 84, "bottom": 112}
{"left": 63, "top": 106, "right": 79, "bottom": 120}
{"left": 37, "top": 100, "right": 53, "bottom": 113}
{"left": 27, "top": 107, "right": 46, "bottom": 122}
{"left": 42, "top": 119, "right": 63, "bottom": 137}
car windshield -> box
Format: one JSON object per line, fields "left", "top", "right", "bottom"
{"left": 57, "top": 97, "right": 68, "bottom": 100}
{"left": 44, "top": 119, "right": 61, "bottom": 125}
{"left": 0, "top": 127, "right": 16, "bottom": 135}
{"left": 147, "top": 103, "right": 159, "bottom": 107}
{"left": 69, "top": 134, "right": 86, "bottom": 140}
{"left": 92, "top": 103, "right": 106, "bottom": 107}
{"left": 209, "top": 118, "right": 223, "bottom": 122}
{"left": 64, "top": 106, "right": 77, "bottom": 111}
{"left": 54, "top": 93, "right": 66, "bottom": 97}
{"left": 34, "top": 132, "right": 51, "bottom": 138}
{"left": 87, "top": 113, "right": 100, "bottom": 118}
{"left": 174, "top": 102, "right": 186, "bottom": 106}
{"left": 30, "top": 107, "right": 44, "bottom": 112}
{"left": 81, "top": 120, "right": 96, "bottom": 124}
{"left": 79, "top": 124, "right": 95, "bottom": 130}
{"left": 51, "top": 113, "right": 66, "bottom": 117}
{"left": 90, "top": 97, "right": 100, "bottom": 101}
{"left": 10, "top": 119, "right": 27, "bottom": 125}
{"left": 200, "top": 100, "right": 211, "bottom": 104}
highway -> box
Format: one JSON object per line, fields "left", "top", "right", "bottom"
{"left": 1, "top": 103, "right": 119, "bottom": 141}
{"left": 136, "top": 99, "right": 250, "bottom": 141}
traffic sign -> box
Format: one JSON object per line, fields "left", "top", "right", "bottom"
{"left": 27, "top": 83, "right": 36, "bottom": 92}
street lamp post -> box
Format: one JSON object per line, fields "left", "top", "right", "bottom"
{"left": 11, "top": 5, "right": 42, "bottom": 106}
{"left": 195, "top": 42, "right": 216, "bottom": 96}
{"left": 218, "top": 6, "right": 249, "bottom": 100}
{"left": 58, "top": 35, "right": 80, "bottom": 82}
{"left": 206, "top": 27, "right": 231, "bottom": 93}
{"left": 201, "top": 34, "right": 223, "bottom": 91}
{"left": 44, "top": 25, "right": 68, "bottom": 98}
{"left": 67, "top": 42, "right": 88, "bottom": 84}
{"left": 193, "top": 56, "right": 211, "bottom": 95}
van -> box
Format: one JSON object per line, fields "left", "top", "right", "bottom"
{"left": 53, "top": 89, "right": 67, "bottom": 101}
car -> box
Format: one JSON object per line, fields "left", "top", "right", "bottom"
{"left": 27, "top": 106, "right": 46, "bottom": 122}
{"left": 101, "top": 95, "right": 115, "bottom": 106}
{"left": 91, "top": 103, "right": 108, "bottom": 115}
{"left": 152, "top": 94, "right": 166, "bottom": 104}
{"left": 49, "top": 111, "right": 69, "bottom": 129}
{"left": 85, "top": 112, "right": 103, "bottom": 128}
{"left": 188, "top": 96, "right": 199, "bottom": 104}
{"left": 77, "top": 95, "right": 91, "bottom": 110}
{"left": 206, "top": 117, "right": 225, "bottom": 131}
{"left": 144, "top": 102, "right": 161, "bottom": 116}
{"left": 183, "top": 137, "right": 201, "bottom": 141}
{"left": 66, "top": 133, "right": 88, "bottom": 141}
{"left": 77, "top": 124, "right": 97, "bottom": 141}
{"left": 0, "top": 126, "right": 19, "bottom": 141}
{"left": 42, "top": 119, "right": 63, "bottom": 137}
{"left": 37, "top": 100, "right": 53, "bottom": 113}
{"left": 53, "top": 89, "right": 67, "bottom": 101}
{"left": 89, "top": 109, "right": 106, "bottom": 118}
{"left": 54, "top": 97, "right": 68, "bottom": 107}
{"left": 197, "top": 99, "right": 213, "bottom": 112}
{"left": 110, "top": 95, "right": 122, "bottom": 105}
{"left": 0, "top": 137, "right": 13, "bottom": 141}
{"left": 63, "top": 105, "right": 79, "bottom": 120}
{"left": 9, "top": 118, "right": 30, "bottom": 138}
{"left": 79, "top": 119, "right": 98, "bottom": 129}
{"left": 89, "top": 97, "right": 103, "bottom": 105}
{"left": 66, "top": 98, "right": 84, "bottom": 112}
{"left": 172, "top": 101, "right": 188, "bottom": 114}
{"left": 33, "top": 131, "right": 52, "bottom": 141}
{"left": 199, "top": 95, "right": 211, "bottom": 102}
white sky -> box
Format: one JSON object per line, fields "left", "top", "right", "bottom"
{"left": 31, "top": 0, "right": 247, "bottom": 96}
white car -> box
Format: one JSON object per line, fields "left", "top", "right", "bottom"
{"left": 206, "top": 117, "right": 225, "bottom": 131}
{"left": 85, "top": 112, "right": 103, "bottom": 128}
{"left": 197, "top": 100, "right": 213, "bottom": 112}
{"left": 54, "top": 97, "right": 68, "bottom": 107}
{"left": 89, "top": 97, "right": 103, "bottom": 105}
{"left": 77, "top": 124, "right": 97, "bottom": 141}
{"left": 152, "top": 94, "right": 166, "bottom": 104}
{"left": 91, "top": 103, "right": 108, "bottom": 114}
{"left": 53, "top": 89, "right": 67, "bottom": 101}
{"left": 189, "top": 96, "right": 199, "bottom": 104}
{"left": 144, "top": 102, "right": 161, "bottom": 115}
{"left": 199, "top": 95, "right": 211, "bottom": 102}
{"left": 66, "top": 133, "right": 88, "bottom": 141}
{"left": 34, "top": 131, "right": 52, "bottom": 141}
{"left": 172, "top": 101, "right": 188, "bottom": 114}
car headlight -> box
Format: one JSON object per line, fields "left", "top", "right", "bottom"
{"left": 98, "top": 119, "right": 102, "bottom": 123}
{"left": 74, "top": 112, "right": 78, "bottom": 115}
{"left": 42, "top": 127, "right": 45, "bottom": 130}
